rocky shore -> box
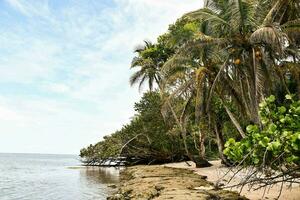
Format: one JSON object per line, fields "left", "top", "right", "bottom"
{"left": 107, "top": 165, "right": 247, "bottom": 200}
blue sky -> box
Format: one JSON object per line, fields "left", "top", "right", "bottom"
{"left": 0, "top": 0, "right": 202, "bottom": 154}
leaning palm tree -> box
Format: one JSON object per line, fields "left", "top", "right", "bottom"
{"left": 130, "top": 39, "right": 201, "bottom": 165}
{"left": 160, "top": 17, "right": 224, "bottom": 166}
{"left": 162, "top": 0, "right": 299, "bottom": 165}
{"left": 184, "top": 0, "right": 299, "bottom": 129}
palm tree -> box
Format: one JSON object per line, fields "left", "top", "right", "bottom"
{"left": 184, "top": 0, "right": 299, "bottom": 126}
{"left": 129, "top": 40, "right": 195, "bottom": 161}
{"left": 160, "top": 17, "right": 222, "bottom": 166}
{"left": 162, "top": 0, "right": 299, "bottom": 165}
{"left": 129, "top": 0, "right": 299, "bottom": 167}
{"left": 130, "top": 41, "right": 161, "bottom": 91}
{"left": 130, "top": 38, "right": 212, "bottom": 166}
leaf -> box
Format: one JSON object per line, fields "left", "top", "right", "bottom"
{"left": 225, "top": 138, "right": 236, "bottom": 147}
{"left": 285, "top": 94, "right": 292, "bottom": 100}
{"left": 268, "top": 123, "right": 277, "bottom": 134}
{"left": 246, "top": 125, "right": 259, "bottom": 134}
{"left": 253, "top": 157, "right": 260, "bottom": 165}
{"left": 278, "top": 106, "right": 286, "bottom": 114}
{"left": 259, "top": 101, "right": 267, "bottom": 108}
{"left": 266, "top": 95, "right": 276, "bottom": 103}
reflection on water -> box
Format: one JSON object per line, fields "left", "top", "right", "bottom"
{"left": 0, "top": 153, "right": 121, "bottom": 200}
{"left": 81, "top": 167, "right": 121, "bottom": 184}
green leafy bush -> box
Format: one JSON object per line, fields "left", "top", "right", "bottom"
{"left": 224, "top": 95, "right": 300, "bottom": 167}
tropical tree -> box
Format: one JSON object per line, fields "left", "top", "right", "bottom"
{"left": 80, "top": 92, "right": 186, "bottom": 165}
{"left": 160, "top": 17, "right": 220, "bottom": 166}
{"left": 129, "top": 38, "right": 211, "bottom": 166}
{"left": 82, "top": 0, "right": 299, "bottom": 177}
{"left": 130, "top": 40, "right": 173, "bottom": 91}
{"left": 156, "top": 0, "right": 299, "bottom": 166}
{"left": 185, "top": 0, "right": 299, "bottom": 123}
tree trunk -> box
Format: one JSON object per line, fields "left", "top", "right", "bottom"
{"left": 181, "top": 128, "right": 194, "bottom": 162}
{"left": 194, "top": 129, "right": 211, "bottom": 168}
{"left": 199, "top": 130, "right": 206, "bottom": 159}
{"left": 214, "top": 123, "right": 231, "bottom": 166}
{"left": 223, "top": 103, "right": 246, "bottom": 138}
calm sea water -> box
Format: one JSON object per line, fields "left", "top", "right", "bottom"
{"left": 0, "top": 153, "right": 120, "bottom": 200}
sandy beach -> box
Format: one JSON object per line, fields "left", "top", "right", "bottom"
{"left": 165, "top": 160, "right": 300, "bottom": 200}
{"left": 108, "top": 160, "right": 300, "bottom": 200}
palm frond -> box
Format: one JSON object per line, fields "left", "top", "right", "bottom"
{"left": 130, "top": 70, "right": 145, "bottom": 86}
{"left": 184, "top": 8, "right": 230, "bottom": 27}
{"left": 262, "top": 0, "right": 291, "bottom": 25}
{"left": 250, "top": 25, "right": 288, "bottom": 54}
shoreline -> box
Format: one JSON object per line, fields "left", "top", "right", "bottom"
{"left": 107, "top": 164, "right": 247, "bottom": 200}
{"left": 107, "top": 160, "right": 300, "bottom": 200}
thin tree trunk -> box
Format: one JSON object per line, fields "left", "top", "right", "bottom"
{"left": 157, "top": 79, "right": 195, "bottom": 163}
{"left": 182, "top": 126, "right": 194, "bottom": 162}
{"left": 199, "top": 130, "right": 206, "bottom": 159}
{"left": 223, "top": 102, "right": 246, "bottom": 138}
{"left": 214, "top": 123, "right": 231, "bottom": 166}
{"left": 157, "top": 78, "right": 210, "bottom": 167}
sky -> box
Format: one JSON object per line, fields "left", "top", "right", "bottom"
{"left": 0, "top": 0, "right": 203, "bottom": 154}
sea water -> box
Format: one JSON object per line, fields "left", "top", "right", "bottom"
{"left": 0, "top": 153, "right": 120, "bottom": 200}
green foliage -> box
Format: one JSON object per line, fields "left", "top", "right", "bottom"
{"left": 224, "top": 95, "right": 300, "bottom": 167}
{"left": 81, "top": 0, "right": 300, "bottom": 171}
{"left": 80, "top": 92, "right": 185, "bottom": 165}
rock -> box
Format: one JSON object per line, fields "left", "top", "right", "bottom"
{"left": 108, "top": 184, "right": 117, "bottom": 189}
{"left": 193, "top": 157, "right": 212, "bottom": 168}
{"left": 107, "top": 194, "right": 123, "bottom": 200}
{"left": 155, "top": 185, "right": 165, "bottom": 191}
{"left": 108, "top": 165, "right": 248, "bottom": 200}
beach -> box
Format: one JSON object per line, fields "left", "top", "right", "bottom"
{"left": 165, "top": 161, "right": 300, "bottom": 200}
{"left": 108, "top": 160, "right": 300, "bottom": 200}
{"left": 108, "top": 163, "right": 246, "bottom": 200}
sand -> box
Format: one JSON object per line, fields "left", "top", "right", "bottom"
{"left": 108, "top": 160, "right": 299, "bottom": 200}
{"left": 164, "top": 160, "right": 300, "bottom": 200}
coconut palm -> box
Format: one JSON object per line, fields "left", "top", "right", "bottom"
{"left": 160, "top": 17, "right": 224, "bottom": 166}
{"left": 161, "top": 0, "right": 299, "bottom": 165}
{"left": 130, "top": 41, "right": 161, "bottom": 91}
{"left": 129, "top": 0, "right": 299, "bottom": 167}
{"left": 183, "top": 0, "right": 299, "bottom": 126}
{"left": 129, "top": 40, "right": 198, "bottom": 162}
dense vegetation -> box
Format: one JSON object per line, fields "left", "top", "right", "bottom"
{"left": 80, "top": 0, "right": 299, "bottom": 186}
{"left": 80, "top": 92, "right": 187, "bottom": 165}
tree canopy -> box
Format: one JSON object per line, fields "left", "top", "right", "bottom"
{"left": 80, "top": 0, "right": 299, "bottom": 191}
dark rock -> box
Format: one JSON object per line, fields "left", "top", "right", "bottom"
{"left": 108, "top": 184, "right": 117, "bottom": 189}
{"left": 154, "top": 185, "right": 165, "bottom": 191}
{"left": 194, "top": 157, "right": 212, "bottom": 168}
{"left": 107, "top": 194, "right": 123, "bottom": 200}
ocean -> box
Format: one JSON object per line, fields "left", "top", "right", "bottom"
{"left": 0, "top": 153, "right": 120, "bottom": 200}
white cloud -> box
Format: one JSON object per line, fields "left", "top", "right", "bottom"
{"left": 5, "top": 0, "right": 28, "bottom": 15}
{"left": 0, "top": 0, "right": 203, "bottom": 154}
{"left": 0, "top": 39, "right": 61, "bottom": 83}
